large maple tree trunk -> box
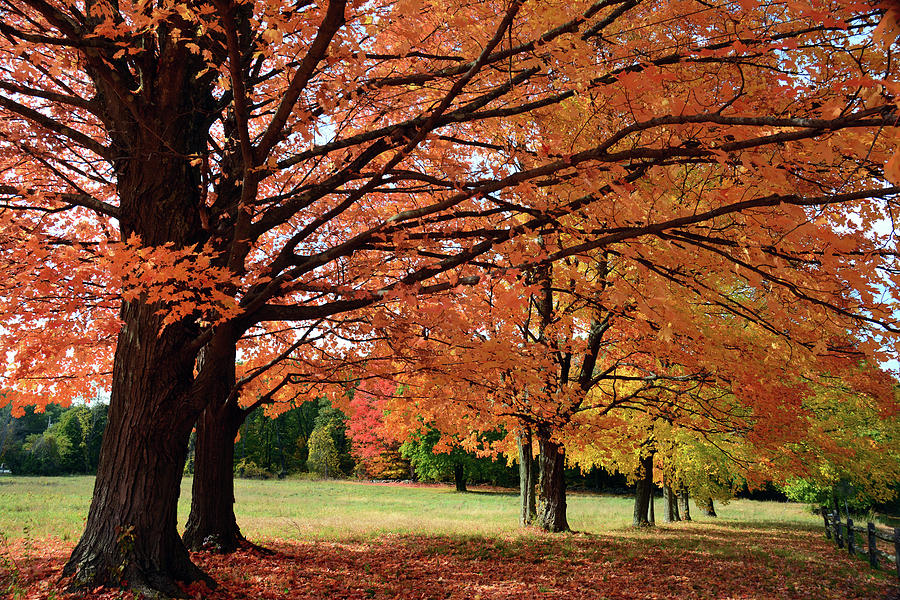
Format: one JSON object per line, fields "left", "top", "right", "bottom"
{"left": 63, "top": 304, "right": 210, "bottom": 596}
{"left": 63, "top": 77, "right": 215, "bottom": 594}
{"left": 518, "top": 428, "right": 536, "bottom": 526}
{"left": 632, "top": 452, "right": 655, "bottom": 527}
{"left": 536, "top": 431, "right": 569, "bottom": 532}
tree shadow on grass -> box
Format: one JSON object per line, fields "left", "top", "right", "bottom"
{"left": 189, "top": 524, "right": 894, "bottom": 600}
{"left": 7, "top": 524, "right": 897, "bottom": 599}
{"left": 458, "top": 489, "right": 519, "bottom": 498}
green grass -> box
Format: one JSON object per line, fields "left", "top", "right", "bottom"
{"left": 0, "top": 475, "right": 822, "bottom": 542}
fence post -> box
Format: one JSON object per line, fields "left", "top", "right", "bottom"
{"left": 823, "top": 508, "right": 831, "bottom": 539}
{"left": 846, "top": 517, "right": 854, "bottom": 555}
{"left": 867, "top": 522, "right": 877, "bottom": 568}
{"left": 834, "top": 512, "right": 843, "bottom": 549}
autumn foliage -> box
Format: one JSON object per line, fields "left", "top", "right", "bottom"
{"left": 0, "top": 0, "right": 899, "bottom": 595}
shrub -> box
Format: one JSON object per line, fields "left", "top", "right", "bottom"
{"left": 234, "top": 458, "right": 272, "bottom": 480}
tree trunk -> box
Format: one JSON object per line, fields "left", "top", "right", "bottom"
{"left": 678, "top": 489, "right": 691, "bottom": 521}
{"left": 181, "top": 328, "right": 255, "bottom": 554}
{"left": 275, "top": 418, "right": 287, "bottom": 479}
{"left": 536, "top": 431, "right": 569, "bottom": 532}
{"left": 183, "top": 403, "right": 244, "bottom": 552}
{"left": 663, "top": 478, "right": 680, "bottom": 523}
{"left": 699, "top": 496, "right": 717, "bottom": 517}
{"left": 633, "top": 451, "right": 654, "bottom": 527}
{"left": 63, "top": 303, "right": 211, "bottom": 596}
{"left": 61, "top": 52, "right": 219, "bottom": 595}
{"left": 454, "top": 463, "right": 467, "bottom": 492}
{"left": 517, "top": 428, "right": 536, "bottom": 526}
{"left": 182, "top": 403, "right": 244, "bottom": 552}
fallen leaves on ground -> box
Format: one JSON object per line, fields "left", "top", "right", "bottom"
{"left": 2, "top": 523, "right": 897, "bottom": 599}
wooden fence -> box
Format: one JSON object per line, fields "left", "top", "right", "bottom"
{"left": 821, "top": 508, "right": 899, "bottom": 581}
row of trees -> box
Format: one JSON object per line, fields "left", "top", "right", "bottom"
{"left": 0, "top": 403, "right": 108, "bottom": 475}
{"left": 0, "top": 0, "right": 898, "bottom": 596}
{"left": 0, "top": 396, "right": 603, "bottom": 493}
{"left": 0, "top": 395, "right": 518, "bottom": 487}
{"left": 6, "top": 390, "right": 895, "bottom": 517}
{"left": 368, "top": 247, "right": 900, "bottom": 529}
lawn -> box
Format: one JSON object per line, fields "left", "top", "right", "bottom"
{"left": 0, "top": 475, "right": 821, "bottom": 541}
{"left": 1, "top": 475, "right": 897, "bottom": 599}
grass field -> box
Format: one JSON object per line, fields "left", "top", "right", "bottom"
{"left": 1, "top": 475, "right": 897, "bottom": 599}
{"left": 0, "top": 474, "right": 821, "bottom": 541}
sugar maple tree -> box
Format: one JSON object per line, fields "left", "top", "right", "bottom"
{"left": 1, "top": 0, "right": 899, "bottom": 596}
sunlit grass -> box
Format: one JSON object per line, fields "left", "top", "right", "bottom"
{"left": 0, "top": 475, "right": 822, "bottom": 543}
{"left": 4, "top": 476, "right": 895, "bottom": 599}
{"left": 0, "top": 476, "right": 91, "bottom": 541}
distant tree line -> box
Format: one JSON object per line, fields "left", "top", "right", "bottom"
{"left": 189, "top": 397, "right": 528, "bottom": 488}
{"left": 0, "top": 403, "right": 108, "bottom": 475}
{"left": 0, "top": 397, "right": 627, "bottom": 491}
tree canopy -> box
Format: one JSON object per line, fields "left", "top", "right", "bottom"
{"left": 0, "top": 0, "right": 898, "bottom": 595}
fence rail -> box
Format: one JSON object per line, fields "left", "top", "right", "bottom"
{"left": 821, "top": 507, "right": 899, "bottom": 581}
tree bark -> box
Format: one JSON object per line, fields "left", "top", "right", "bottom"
{"left": 63, "top": 303, "right": 211, "bottom": 596}
{"left": 699, "top": 496, "right": 717, "bottom": 517}
{"left": 62, "top": 69, "right": 218, "bottom": 593}
{"left": 517, "top": 428, "right": 536, "bottom": 526}
{"left": 182, "top": 334, "right": 252, "bottom": 553}
{"left": 536, "top": 431, "right": 569, "bottom": 532}
{"left": 453, "top": 463, "right": 467, "bottom": 492}
{"left": 663, "top": 478, "right": 680, "bottom": 523}
{"left": 633, "top": 451, "right": 655, "bottom": 527}
{"left": 182, "top": 402, "right": 245, "bottom": 552}
{"left": 678, "top": 489, "right": 691, "bottom": 521}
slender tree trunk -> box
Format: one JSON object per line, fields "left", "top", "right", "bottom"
{"left": 454, "top": 463, "right": 467, "bottom": 492}
{"left": 183, "top": 401, "right": 245, "bottom": 552}
{"left": 518, "top": 428, "right": 536, "bottom": 526}
{"left": 275, "top": 418, "right": 287, "bottom": 478}
{"left": 699, "top": 496, "right": 717, "bottom": 517}
{"left": 663, "top": 476, "right": 680, "bottom": 523}
{"left": 181, "top": 328, "right": 258, "bottom": 554}
{"left": 63, "top": 303, "right": 211, "bottom": 596}
{"left": 536, "top": 431, "right": 569, "bottom": 532}
{"left": 182, "top": 402, "right": 244, "bottom": 552}
{"left": 633, "top": 451, "right": 655, "bottom": 527}
{"left": 678, "top": 489, "right": 692, "bottom": 521}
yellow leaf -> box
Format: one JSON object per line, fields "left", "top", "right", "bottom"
{"left": 262, "top": 28, "right": 283, "bottom": 45}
